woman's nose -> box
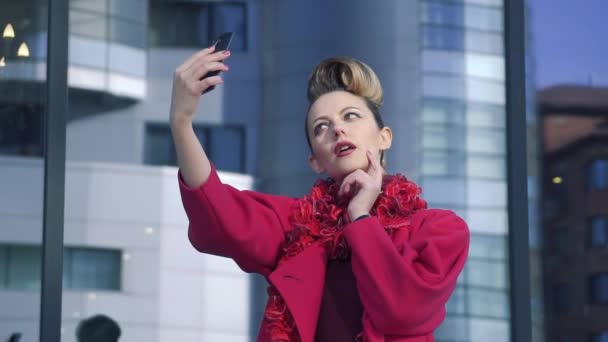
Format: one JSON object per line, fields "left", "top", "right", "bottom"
{"left": 333, "top": 123, "right": 346, "bottom": 137}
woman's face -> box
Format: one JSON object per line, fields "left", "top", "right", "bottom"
{"left": 306, "top": 91, "right": 392, "bottom": 182}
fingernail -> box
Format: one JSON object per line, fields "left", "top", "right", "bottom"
{"left": 223, "top": 50, "right": 231, "bottom": 55}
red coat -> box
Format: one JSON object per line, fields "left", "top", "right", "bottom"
{"left": 179, "top": 165, "right": 469, "bottom": 342}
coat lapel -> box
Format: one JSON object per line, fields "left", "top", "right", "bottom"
{"left": 268, "top": 241, "right": 327, "bottom": 342}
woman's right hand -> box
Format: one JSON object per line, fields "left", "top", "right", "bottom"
{"left": 169, "top": 45, "right": 231, "bottom": 126}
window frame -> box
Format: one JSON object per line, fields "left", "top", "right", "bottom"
{"left": 148, "top": 0, "right": 248, "bottom": 50}
{"left": 144, "top": 122, "right": 247, "bottom": 173}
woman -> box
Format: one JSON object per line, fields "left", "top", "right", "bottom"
{"left": 170, "top": 46, "right": 469, "bottom": 342}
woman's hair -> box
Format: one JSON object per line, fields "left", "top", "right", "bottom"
{"left": 305, "top": 56, "right": 387, "bottom": 165}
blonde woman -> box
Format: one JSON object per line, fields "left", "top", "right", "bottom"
{"left": 171, "top": 47, "right": 469, "bottom": 342}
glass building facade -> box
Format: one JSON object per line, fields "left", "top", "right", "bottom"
{"left": 0, "top": 0, "right": 534, "bottom": 341}
{"left": 420, "top": 0, "right": 511, "bottom": 340}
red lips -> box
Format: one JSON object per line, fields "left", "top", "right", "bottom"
{"left": 334, "top": 141, "right": 356, "bottom": 156}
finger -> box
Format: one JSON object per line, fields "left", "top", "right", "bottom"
{"left": 185, "top": 52, "right": 231, "bottom": 80}
{"left": 177, "top": 45, "right": 216, "bottom": 73}
{"left": 206, "top": 49, "right": 232, "bottom": 62}
{"left": 366, "top": 150, "right": 379, "bottom": 175}
{"left": 192, "top": 62, "right": 230, "bottom": 81}
{"left": 367, "top": 150, "right": 384, "bottom": 187}
{"left": 338, "top": 178, "right": 349, "bottom": 197}
{"left": 338, "top": 174, "right": 355, "bottom": 197}
{"left": 338, "top": 170, "right": 365, "bottom": 197}
{"left": 187, "top": 49, "right": 231, "bottom": 74}
{"left": 185, "top": 50, "right": 229, "bottom": 75}
{"left": 194, "top": 76, "right": 224, "bottom": 94}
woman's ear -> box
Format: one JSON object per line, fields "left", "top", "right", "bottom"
{"left": 308, "top": 154, "right": 324, "bottom": 174}
{"left": 379, "top": 126, "right": 393, "bottom": 150}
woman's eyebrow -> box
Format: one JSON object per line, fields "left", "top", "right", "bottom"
{"left": 312, "top": 106, "right": 362, "bottom": 125}
{"left": 339, "top": 106, "right": 361, "bottom": 114}
{"left": 312, "top": 115, "right": 329, "bottom": 125}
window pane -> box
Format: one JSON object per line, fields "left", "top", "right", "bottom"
{"left": 589, "top": 160, "right": 608, "bottom": 191}
{"left": 446, "top": 285, "right": 466, "bottom": 314}
{"left": 209, "top": 126, "right": 244, "bottom": 173}
{"left": 422, "top": 150, "right": 465, "bottom": 176}
{"left": 557, "top": 337, "right": 576, "bottom": 342}
{"left": 109, "top": 0, "right": 146, "bottom": 23}
{"left": 63, "top": 249, "right": 73, "bottom": 289}
{"left": 591, "top": 332, "right": 608, "bottom": 342}
{"left": 467, "top": 259, "right": 507, "bottom": 289}
{"left": 194, "top": 126, "right": 208, "bottom": 148}
{"left": 8, "top": 245, "right": 41, "bottom": 290}
{"left": 423, "top": 74, "right": 465, "bottom": 99}
{"left": 211, "top": 3, "right": 246, "bottom": 51}
{"left": 590, "top": 217, "right": 608, "bottom": 248}
{"left": 465, "top": 54, "right": 505, "bottom": 81}
{"left": 422, "top": 125, "right": 465, "bottom": 151}
{"left": 0, "top": 246, "right": 7, "bottom": 287}
{"left": 467, "top": 155, "right": 505, "bottom": 179}
{"left": 468, "top": 287, "right": 509, "bottom": 318}
{"left": 422, "top": 2, "right": 464, "bottom": 26}
{"left": 110, "top": 18, "right": 146, "bottom": 48}
{"left": 67, "top": 248, "right": 121, "bottom": 290}
{"left": 422, "top": 50, "right": 465, "bottom": 75}
{"left": 465, "top": 0, "right": 503, "bottom": 7}
{"left": 590, "top": 274, "right": 608, "bottom": 305}
{"left": 469, "top": 234, "right": 506, "bottom": 260}
{"left": 149, "top": 3, "right": 210, "bottom": 47}
{"left": 466, "top": 78, "right": 505, "bottom": 104}
{"left": 149, "top": 2, "right": 248, "bottom": 50}
{"left": 551, "top": 227, "right": 571, "bottom": 256}
{"left": 466, "top": 129, "right": 505, "bottom": 154}
{"left": 465, "top": 30, "right": 503, "bottom": 55}
{"left": 423, "top": 26, "right": 465, "bottom": 51}
{"left": 0, "top": 105, "right": 44, "bottom": 157}
{"left": 466, "top": 103, "right": 505, "bottom": 128}
{"left": 144, "top": 124, "right": 175, "bottom": 166}
{"left": 435, "top": 317, "right": 469, "bottom": 341}
{"left": 422, "top": 151, "right": 450, "bottom": 176}
{"left": 469, "top": 318, "right": 509, "bottom": 342}
{"left": 70, "top": 9, "right": 106, "bottom": 40}
{"left": 464, "top": 6, "right": 503, "bottom": 31}
{"left": 553, "top": 283, "right": 572, "bottom": 313}
{"left": 71, "top": 0, "right": 107, "bottom": 14}
{"left": 421, "top": 98, "right": 465, "bottom": 125}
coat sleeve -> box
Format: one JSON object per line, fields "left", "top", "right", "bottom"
{"left": 178, "top": 164, "right": 295, "bottom": 276}
{"left": 343, "top": 208, "right": 469, "bottom": 336}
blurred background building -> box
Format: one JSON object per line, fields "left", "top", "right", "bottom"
{"left": 540, "top": 85, "right": 608, "bottom": 342}
{"left": 0, "top": 0, "right": 514, "bottom": 341}
{"left": 3, "top": 0, "right": 607, "bottom": 341}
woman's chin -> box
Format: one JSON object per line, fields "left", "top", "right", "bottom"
{"left": 328, "top": 161, "right": 368, "bottom": 180}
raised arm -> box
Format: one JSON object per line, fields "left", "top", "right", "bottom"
{"left": 170, "top": 47, "right": 295, "bottom": 275}
{"left": 179, "top": 165, "right": 295, "bottom": 276}
{"left": 169, "top": 45, "right": 230, "bottom": 188}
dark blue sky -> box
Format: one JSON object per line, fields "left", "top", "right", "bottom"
{"left": 529, "top": 0, "right": 608, "bottom": 89}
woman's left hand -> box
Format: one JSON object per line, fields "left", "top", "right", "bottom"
{"left": 338, "top": 149, "right": 384, "bottom": 221}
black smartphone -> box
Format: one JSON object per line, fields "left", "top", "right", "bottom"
{"left": 201, "top": 32, "right": 234, "bottom": 94}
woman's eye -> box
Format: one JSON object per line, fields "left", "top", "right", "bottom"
{"left": 314, "top": 123, "right": 328, "bottom": 136}
{"left": 345, "top": 112, "right": 360, "bottom": 120}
